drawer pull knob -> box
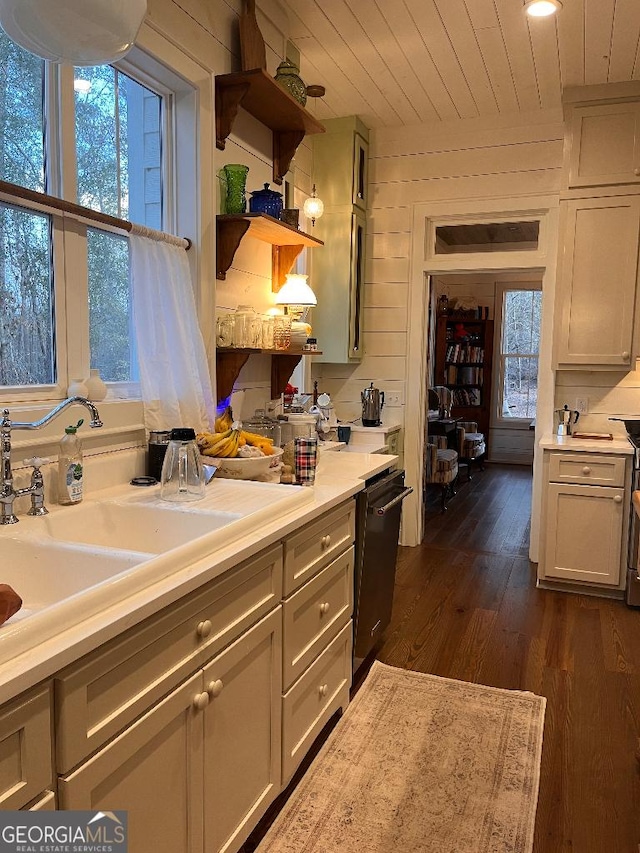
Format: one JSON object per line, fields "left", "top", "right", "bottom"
{"left": 207, "top": 679, "right": 224, "bottom": 698}
{"left": 193, "top": 692, "right": 210, "bottom": 711}
{"left": 623, "top": 351, "right": 630, "bottom": 361}
{"left": 582, "top": 466, "right": 591, "bottom": 475}
{"left": 197, "top": 620, "right": 212, "bottom": 639}
{"left": 635, "top": 168, "right": 640, "bottom": 176}
{"left": 319, "top": 601, "right": 331, "bottom": 615}
{"left": 321, "top": 534, "right": 331, "bottom": 549}
{"left": 318, "top": 684, "right": 328, "bottom": 697}
{"left": 614, "top": 495, "right": 623, "bottom": 504}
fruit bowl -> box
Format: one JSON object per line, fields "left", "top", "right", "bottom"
{"left": 200, "top": 447, "right": 284, "bottom": 480}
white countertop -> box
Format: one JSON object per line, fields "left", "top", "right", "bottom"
{"left": 0, "top": 451, "right": 398, "bottom": 704}
{"left": 540, "top": 433, "right": 633, "bottom": 455}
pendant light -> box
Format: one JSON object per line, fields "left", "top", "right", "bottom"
{"left": 303, "top": 184, "right": 324, "bottom": 227}
{"left": 0, "top": 0, "right": 147, "bottom": 65}
{"left": 524, "top": 0, "right": 562, "bottom": 17}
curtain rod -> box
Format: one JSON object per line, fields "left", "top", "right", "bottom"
{"left": 0, "top": 179, "right": 192, "bottom": 250}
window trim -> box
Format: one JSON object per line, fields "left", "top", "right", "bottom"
{"left": 492, "top": 281, "right": 542, "bottom": 429}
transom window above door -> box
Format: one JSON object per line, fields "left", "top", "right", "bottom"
{"left": 435, "top": 221, "right": 540, "bottom": 255}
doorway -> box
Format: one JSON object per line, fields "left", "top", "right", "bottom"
{"left": 430, "top": 272, "right": 543, "bottom": 467}
{"left": 402, "top": 196, "right": 559, "bottom": 555}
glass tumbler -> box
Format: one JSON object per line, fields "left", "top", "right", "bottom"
{"left": 216, "top": 314, "right": 234, "bottom": 347}
{"left": 223, "top": 164, "right": 249, "bottom": 215}
{"left": 273, "top": 314, "right": 291, "bottom": 350}
{"left": 261, "top": 316, "right": 275, "bottom": 349}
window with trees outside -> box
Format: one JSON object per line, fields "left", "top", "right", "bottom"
{"left": 0, "top": 30, "right": 164, "bottom": 396}
{"left": 497, "top": 286, "right": 542, "bottom": 421}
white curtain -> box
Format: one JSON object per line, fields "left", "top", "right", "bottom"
{"left": 130, "top": 234, "right": 215, "bottom": 434}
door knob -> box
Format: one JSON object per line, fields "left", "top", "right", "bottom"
{"left": 319, "top": 601, "right": 330, "bottom": 615}
{"left": 614, "top": 495, "right": 623, "bottom": 503}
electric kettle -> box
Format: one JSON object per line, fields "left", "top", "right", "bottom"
{"left": 361, "top": 383, "right": 385, "bottom": 427}
{"left": 555, "top": 404, "right": 580, "bottom": 436}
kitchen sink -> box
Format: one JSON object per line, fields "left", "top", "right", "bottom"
{"left": 39, "top": 500, "right": 242, "bottom": 554}
{"left": 1, "top": 538, "right": 147, "bottom": 619}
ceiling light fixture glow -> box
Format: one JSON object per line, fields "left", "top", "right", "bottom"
{"left": 524, "top": 0, "right": 562, "bottom": 17}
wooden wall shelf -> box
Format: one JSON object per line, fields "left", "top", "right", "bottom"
{"left": 216, "top": 347, "right": 323, "bottom": 402}
{"left": 215, "top": 69, "right": 325, "bottom": 185}
{"left": 216, "top": 213, "right": 323, "bottom": 287}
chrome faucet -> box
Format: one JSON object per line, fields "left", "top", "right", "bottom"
{"left": 1, "top": 396, "right": 103, "bottom": 525}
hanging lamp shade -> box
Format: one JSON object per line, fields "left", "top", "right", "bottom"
{"left": 303, "top": 184, "right": 324, "bottom": 227}
{"left": 0, "top": 0, "right": 147, "bottom": 65}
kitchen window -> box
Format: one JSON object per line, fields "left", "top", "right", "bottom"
{"left": 495, "top": 284, "right": 542, "bottom": 423}
{"left": 0, "top": 29, "right": 170, "bottom": 399}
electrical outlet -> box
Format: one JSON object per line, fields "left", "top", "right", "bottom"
{"left": 385, "top": 392, "right": 402, "bottom": 407}
{"left": 575, "top": 397, "right": 589, "bottom": 414}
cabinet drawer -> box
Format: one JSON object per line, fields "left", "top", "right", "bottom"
{"left": 281, "top": 622, "right": 352, "bottom": 785}
{"left": 283, "top": 547, "right": 353, "bottom": 690}
{"left": 0, "top": 684, "right": 52, "bottom": 809}
{"left": 283, "top": 502, "right": 355, "bottom": 596}
{"left": 56, "top": 544, "right": 282, "bottom": 772}
{"left": 548, "top": 453, "right": 626, "bottom": 486}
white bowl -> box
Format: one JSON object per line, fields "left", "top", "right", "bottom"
{"left": 201, "top": 447, "right": 284, "bottom": 480}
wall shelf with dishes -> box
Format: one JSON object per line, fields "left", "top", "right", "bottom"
{"left": 216, "top": 347, "right": 323, "bottom": 402}
{"left": 215, "top": 69, "right": 325, "bottom": 185}
{"left": 216, "top": 213, "right": 323, "bottom": 287}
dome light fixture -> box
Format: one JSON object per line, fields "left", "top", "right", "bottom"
{"left": 524, "top": 0, "right": 562, "bottom": 17}
{"left": 303, "top": 184, "right": 324, "bottom": 227}
{"left": 0, "top": 0, "right": 147, "bottom": 65}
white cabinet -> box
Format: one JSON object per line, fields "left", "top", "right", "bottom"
{"left": 553, "top": 195, "right": 640, "bottom": 369}
{"left": 59, "top": 609, "right": 282, "bottom": 853}
{"left": 566, "top": 100, "right": 640, "bottom": 189}
{"left": 0, "top": 684, "right": 52, "bottom": 809}
{"left": 281, "top": 500, "right": 355, "bottom": 785}
{"left": 540, "top": 451, "right": 629, "bottom": 588}
{"left": 311, "top": 116, "right": 369, "bottom": 363}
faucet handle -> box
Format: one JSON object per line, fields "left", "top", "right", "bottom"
{"left": 26, "top": 457, "right": 50, "bottom": 469}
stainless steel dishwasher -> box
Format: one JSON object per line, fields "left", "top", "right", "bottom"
{"left": 353, "top": 469, "right": 413, "bottom": 671}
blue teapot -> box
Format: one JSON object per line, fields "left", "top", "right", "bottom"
{"left": 249, "top": 183, "right": 283, "bottom": 218}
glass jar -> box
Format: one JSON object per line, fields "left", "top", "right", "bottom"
{"left": 273, "top": 314, "right": 291, "bottom": 350}
{"left": 223, "top": 163, "right": 249, "bottom": 214}
{"left": 243, "top": 409, "right": 281, "bottom": 446}
{"left": 216, "top": 314, "right": 235, "bottom": 347}
{"left": 274, "top": 59, "right": 307, "bottom": 106}
{"left": 233, "top": 305, "right": 257, "bottom": 348}
{"left": 261, "top": 315, "right": 275, "bottom": 349}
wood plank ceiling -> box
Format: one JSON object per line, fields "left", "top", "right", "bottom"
{"left": 279, "top": 0, "right": 640, "bottom": 127}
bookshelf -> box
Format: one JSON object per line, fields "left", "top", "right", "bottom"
{"left": 434, "top": 313, "right": 494, "bottom": 442}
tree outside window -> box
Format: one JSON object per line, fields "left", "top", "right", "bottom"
{"left": 499, "top": 288, "right": 542, "bottom": 420}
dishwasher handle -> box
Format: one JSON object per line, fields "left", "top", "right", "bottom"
{"left": 370, "top": 486, "right": 413, "bottom": 516}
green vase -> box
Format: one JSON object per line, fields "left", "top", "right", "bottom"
{"left": 274, "top": 59, "right": 307, "bottom": 106}
{"left": 223, "top": 164, "right": 249, "bottom": 214}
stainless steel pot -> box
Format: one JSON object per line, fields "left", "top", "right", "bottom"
{"left": 361, "top": 382, "right": 384, "bottom": 427}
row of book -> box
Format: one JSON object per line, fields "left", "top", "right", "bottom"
{"left": 445, "top": 344, "right": 484, "bottom": 364}
{"left": 452, "top": 388, "right": 481, "bottom": 406}
{"left": 444, "top": 366, "right": 483, "bottom": 385}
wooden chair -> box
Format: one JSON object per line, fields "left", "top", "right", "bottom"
{"left": 456, "top": 421, "right": 486, "bottom": 481}
{"left": 424, "top": 434, "right": 459, "bottom": 512}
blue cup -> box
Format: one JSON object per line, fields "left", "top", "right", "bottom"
{"left": 337, "top": 425, "right": 351, "bottom": 444}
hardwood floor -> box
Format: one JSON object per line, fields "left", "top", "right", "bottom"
{"left": 378, "top": 463, "right": 640, "bottom": 853}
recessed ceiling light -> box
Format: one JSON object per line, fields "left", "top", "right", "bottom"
{"left": 524, "top": 0, "right": 562, "bottom": 17}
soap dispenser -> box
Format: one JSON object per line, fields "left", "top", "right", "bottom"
{"left": 58, "top": 419, "right": 84, "bottom": 505}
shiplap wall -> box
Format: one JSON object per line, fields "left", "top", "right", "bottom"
{"left": 315, "top": 109, "right": 564, "bottom": 430}
{"left": 146, "top": 0, "right": 313, "bottom": 420}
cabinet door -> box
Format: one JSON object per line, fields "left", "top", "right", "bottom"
{"left": 543, "top": 483, "right": 625, "bottom": 585}
{"left": 202, "top": 609, "right": 282, "bottom": 853}
{"left": 568, "top": 102, "right": 640, "bottom": 188}
{"left": 353, "top": 132, "right": 369, "bottom": 210}
{"left": 555, "top": 196, "right": 640, "bottom": 368}
{"left": 348, "top": 210, "right": 366, "bottom": 361}
{"left": 59, "top": 672, "right": 204, "bottom": 853}
{"left": 0, "top": 684, "right": 52, "bottom": 810}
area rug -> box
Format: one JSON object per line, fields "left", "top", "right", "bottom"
{"left": 259, "top": 661, "right": 546, "bottom": 853}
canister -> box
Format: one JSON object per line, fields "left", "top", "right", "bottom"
{"left": 148, "top": 430, "right": 171, "bottom": 481}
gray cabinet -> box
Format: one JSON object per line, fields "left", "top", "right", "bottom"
{"left": 311, "top": 117, "right": 369, "bottom": 363}
{"left": 566, "top": 99, "right": 640, "bottom": 189}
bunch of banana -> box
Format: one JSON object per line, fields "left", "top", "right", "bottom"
{"left": 197, "top": 428, "right": 240, "bottom": 458}
{"left": 214, "top": 405, "right": 233, "bottom": 433}
{"left": 241, "top": 430, "right": 275, "bottom": 456}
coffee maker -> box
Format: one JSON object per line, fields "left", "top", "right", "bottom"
{"left": 361, "top": 383, "right": 385, "bottom": 427}
{"left": 555, "top": 404, "right": 580, "bottom": 436}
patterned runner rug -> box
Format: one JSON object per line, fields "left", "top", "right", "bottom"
{"left": 258, "top": 661, "right": 545, "bottom": 853}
